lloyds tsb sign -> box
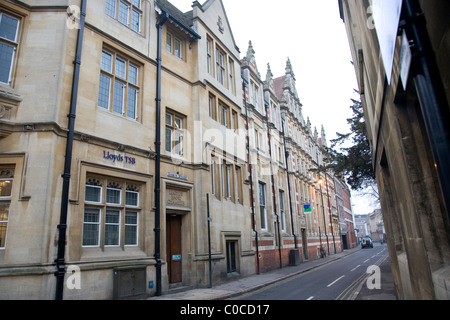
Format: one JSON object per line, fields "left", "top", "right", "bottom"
{"left": 103, "top": 150, "right": 136, "bottom": 165}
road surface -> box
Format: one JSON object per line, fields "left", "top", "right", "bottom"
{"left": 235, "top": 244, "right": 390, "bottom": 300}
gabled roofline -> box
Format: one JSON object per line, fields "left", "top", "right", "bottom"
{"left": 193, "top": 0, "right": 240, "bottom": 53}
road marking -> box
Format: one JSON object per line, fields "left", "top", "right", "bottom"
{"left": 306, "top": 296, "right": 314, "bottom": 300}
{"left": 336, "top": 272, "right": 368, "bottom": 300}
{"left": 351, "top": 265, "right": 361, "bottom": 272}
{"left": 363, "top": 259, "right": 370, "bottom": 263}
{"left": 327, "top": 275, "right": 345, "bottom": 287}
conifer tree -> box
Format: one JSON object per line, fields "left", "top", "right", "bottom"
{"left": 325, "top": 95, "right": 376, "bottom": 192}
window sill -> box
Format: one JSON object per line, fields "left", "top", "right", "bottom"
{"left": 81, "top": 246, "right": 146, "bottom": 262}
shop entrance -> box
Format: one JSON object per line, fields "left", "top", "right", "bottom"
{"left": 166, "top": 215, "right": 182, "bottom": 284}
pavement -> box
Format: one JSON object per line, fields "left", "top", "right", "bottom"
{"left": 147, "top": 246, "right": 397, "bottom": 301}
{"left": 355, "top": 253, "right": 397, "bottom": 300}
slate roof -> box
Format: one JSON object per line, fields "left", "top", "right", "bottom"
{"left": 155, "top": 0, "right": 193, "bottom": 26}
{"left": 155, "top": 0, "right": 200, "bottom": 39}
{"left": 273, "top": 75, "right": 286, "bottom": 101}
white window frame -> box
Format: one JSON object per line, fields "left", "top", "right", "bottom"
{"left": 82, "top": 207, "right": 101, "bottom": 247}
{"left": 85, "top": 184, "right": 102, "bottom": 204}
{"left": 259, "top": 182, "right": 267, "bottom": 230}
{"left": 125, "top": 189, "right": 139, "bottom": 207}
{"left": 124, "top": 210, "right": 138, "bottom": 246}
{"left": 82, "top": 178, "right": 141, "bottom": 248}
{"left": 279, "top": 190, "right": 286, "bottom": 232}
{"left": 0, "top": 178, "right": 13, "bottom": 200}
{"left": 104, "top": 209, "right": 121, "bottom": 246}
{"left": 106, "top": 185, "right": 122, "bottom": 205}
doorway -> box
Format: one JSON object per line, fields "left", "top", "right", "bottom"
{"left": 342, "top": 234, "right": 349, "bottom": 250}
{"left": 226, "top": 241, "right": 238, "bottom": 273}
{"left": 166, "top": 215, "right": 182, "bottom": 284}
{"left": 301, "top": 228, "right": 308, "bottom": 260}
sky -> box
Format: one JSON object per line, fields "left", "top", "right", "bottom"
{"left": 168, "top": 0, "right": 379, "bottom": 215}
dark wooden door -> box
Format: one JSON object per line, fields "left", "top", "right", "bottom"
{"left": 166, "top": 215, "right": 182, "bottom": 283}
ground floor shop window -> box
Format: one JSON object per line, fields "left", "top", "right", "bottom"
{"left": 82, "top": 176, "right": 140, "bottom": 248}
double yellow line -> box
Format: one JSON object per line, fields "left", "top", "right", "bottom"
{"left": 336, "top": 255, "right": 389, "bottom": 300}
{"left": 336, "top": 271, "right": 368, "bottom": 300}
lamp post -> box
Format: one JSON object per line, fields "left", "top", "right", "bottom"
{"left": 317, "top": 178, "right": 330, "bottom": 256}
{"left": 324, "top": 174, "right": 336, "bottom": 254}
{"left": 242, "top": 74, "right": 260, "bottom": 274}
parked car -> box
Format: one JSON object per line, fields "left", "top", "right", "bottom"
{"left": 361, "top": 237, "right": 373, "bottom": 248}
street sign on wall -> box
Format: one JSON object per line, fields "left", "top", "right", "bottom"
{"left": 372, "top": 0, "right": 403, "bottom": 84}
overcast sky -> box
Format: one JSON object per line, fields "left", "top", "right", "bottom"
{"left": 169, "top": 0, "right": 378, "bottom": 215}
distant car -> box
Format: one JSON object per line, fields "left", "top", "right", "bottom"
{"left": 361, "top": 237, "right": 373, "bottom": 248}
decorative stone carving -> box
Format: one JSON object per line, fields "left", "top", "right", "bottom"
{"left": 0, "top": 83, "right": 22, "bottom": 123}
{"left": 0, "top": 104, "right": 10, "bottom": 119}
{"left": 217, "top": 16, "right": 224, "bottom": 33}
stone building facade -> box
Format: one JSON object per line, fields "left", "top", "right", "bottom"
{"left": 241, "top": 41, "right": 344, "bottom": 272}
{"left": 0, "top": 0, "right": 351, "bottom": 299}
{"left": 368, "top": 209, "right": 385, "bottom": 242}
{"left": 0, "top": 0, "right": 253, "bottom": 299}
{"left": 339, "top": 0, "right": 450, "bottom": 299}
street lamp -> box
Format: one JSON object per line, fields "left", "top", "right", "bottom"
{"left": 324, "top": 174, "right": 337, "bottom": 254}
{"left": 317, "top": 178, "right": 330, "bottom": 256}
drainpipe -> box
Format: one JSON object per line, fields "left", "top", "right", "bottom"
{"left": 264, "top": 99, "right": 282, "bottom": 269}
{"left": 154, "top": 12, "right": 168, "bottom": 297}
{"left": 319, "top": 181, "right": 330, "bottom": 256}
{"left": 55, "top": 0, "right": 86, "bottom": 300}
{"left": 242, "top": 75, "right": 259, "bottom": 274}
{"left": 281, "top": 115, "right": 298, "bottom": 252}
{"left": 324, "top": 173, "right": 336, "bottom": 254}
